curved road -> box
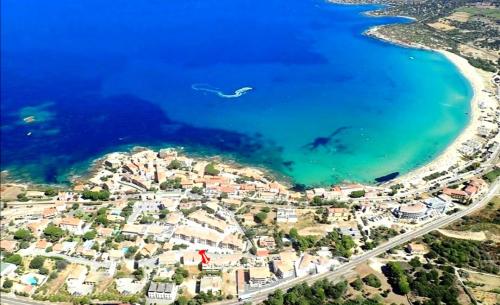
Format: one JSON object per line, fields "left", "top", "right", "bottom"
{"left": 226, "top": 180, "right": 500, "bottom": 305}
{"left": 1, "top": 181, "right": 498, "bottom": 305}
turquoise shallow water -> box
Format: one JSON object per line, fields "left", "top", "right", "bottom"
{"left": 0, "top": 0, "right": 472, "bottom": 186}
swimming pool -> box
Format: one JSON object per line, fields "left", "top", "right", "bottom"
{"left": 26, "top": 275, "right": 38, "bottom": 285}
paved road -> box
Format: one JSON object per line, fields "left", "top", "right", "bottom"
{"left": 2, "top": 182, "right": 497, "bottom": 305}
{"left": 0, "top": 296, "right": 51, "bottom": 305}
{"left": 222, "top": 180, "right": 500, "bottom": 305}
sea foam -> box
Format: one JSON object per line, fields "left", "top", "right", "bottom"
{"left": 192, "top": 84, "right": 253, "bottom": 98}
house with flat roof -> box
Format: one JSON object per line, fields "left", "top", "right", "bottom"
{"left": 276, "top": 208, "right": 298, "bottom": 223}
{"left": 272, "top": 260, "right": 295, "bottom": 279}
{"left": 423, "top": 197, "right": 448, "bottom": 213}
{"left": 173, "top": 226, "right": 221, "bottom": 247}
{"left": 203, "top": 253, "right": 242, "bottom": 271}
{"left": 0, "top": 262, "right": 17, "bottom": 277}
{"left": 220, "top": 233, "right": 244, "bottom": 251}
{"left": 116, "top": 277, "right": 146, "bottom": 295}
{"left": 249, "top": 267, "right": 273, "bottom": 287}
{"left": 146, "top": 282, "right": 178, "bottom": 305}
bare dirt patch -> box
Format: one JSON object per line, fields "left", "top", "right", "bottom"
{"left": 428, "top": 21, "right": 456, "bottom": 31}
{"left": 345, "top": 261, "right": 410, "bottom": 305}
{"left": 447, "top": 11, "right": 471, "bottom": 22}
{"left": 438, "top": 229, "right": 487, "bottom": 241}
{"left": 464, "top": 271, "right": 500, "bottom": 305}
{"left": 222, "top": 269, "right": 237, "bottom": 296}
{"left": 0, "top": 184, "right": 25, "bottom": 201}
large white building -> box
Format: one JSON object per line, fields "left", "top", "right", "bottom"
{"left": 423, "top": 197, "right": 448, "bottom": 213}
{"left": 395, "top": 203, "right": 427, "bottom": 220}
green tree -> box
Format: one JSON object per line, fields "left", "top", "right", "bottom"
{"left": 409, "top": 257, "right": 422, "bottom": 268}
{"left": 261, "top": 207, "right": 271, "bottom": 213}
{"left": 81, "top": 190, "right": 110, "bottom": 201}
{"left": 172, "top": 267, "right": 189, "bottom": 285}
{"left": 167, "top": 159, "right": 183, "bottom": 170}
{"left": 254, "top": 211, "right": 268, "bottom": 223}
{"left": 398, "top": 277, "right": 410, "bottom": 294}
{"left": 44, "top": 188, "right": 58, "bottom": 196}
{"left": 204, "top": 162, "right": 220, "bottom": 176}
{"left": 160, "top": 178, "right": 182, "bottom": 190}
{"left": 190, "top": 186, "right": 203, "bottom": 195}
{"left": 363, "top": 274, "right": 381, "bottom": 288}
{"left": 82, "top": 230, "right": 97, "bottom": 241}
{"left": 351, "top": 277, "right": 364, "bottom": 291}
{"left": 55, "top": 260, "right": 68, "bottom": 271}
{"left": 2, "top": 279, "right": 13, "bottom": 289}
{"left": 13, "top": 228, "right": 32, "bottom": 241}
{"left": 29, "top": 255, "right": 46, "bottom": 269}
{"left": 289, "top": 228, "right": 299, "bottom": 240}
{"left": 44, "top": 224, "right": 65, "bottom": 242}
{"left": 349, "top": 190, "right": 366, "bottom": 198}
{"left": 95, "top": 214, "right": 109, "bottom": 226}
{"left": 17, "top": 193, "right": 29, "bottom": 202}
{"left": 5, "top": 254, "right": 22, "bottom": 265}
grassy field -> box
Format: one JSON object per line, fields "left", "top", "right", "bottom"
{"left": 456, "top": 6, "right": 500, "bottom": 19}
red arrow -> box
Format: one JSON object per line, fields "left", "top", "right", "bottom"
{"left": 198, "top": 249, "right": 210, "bottom": 264}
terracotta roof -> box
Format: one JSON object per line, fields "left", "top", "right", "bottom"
{"left": 60, "top": 217, "right": 83, "bottom": 227}
{"left": 443, "top": 188, "right": 468, "bottom": 197}
{"left": 0, "top": 240, "right": 17, "bottom": 252}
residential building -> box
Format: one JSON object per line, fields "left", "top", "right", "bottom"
{"left": 147, "top": 282, "right": 178, "bottom": 305}
{"left": 249, "top": 267, "right": 273, "bottom": 287}
{"left": 257, "top": 236, "right": 276, "bottom": 248}
{"left": 327, "top": 208, "right": 350, "bottom": 221}
{"left": 0, "top": 240, "right": 18, "bottom": 253}
{"left": 272, "top": 260, "right": 295, "bottom": 278}
{"left": 276, "top": 208, "right": 298, "bottom": 223}
{"left": 443, "top": 188, "right": 469, "bottom": 203}
{"left": 59, "top": 217, "right": 85, "bottom": 235}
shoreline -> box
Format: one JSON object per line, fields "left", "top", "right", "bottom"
{"left": 394, "top": 49, "right": 491, "bottom": 184}
{"left": 1, "top": 17, "right": 495, "bottom": 190}
{"left": 1, "top": 50, "right": 491, "bottom": 189}
{"left": 364, "top": 25, "right": 495, "bottom": 185}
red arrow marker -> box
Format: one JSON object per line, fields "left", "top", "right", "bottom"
{"left": 198, "top": 249, "right": 210, "bottom": 264}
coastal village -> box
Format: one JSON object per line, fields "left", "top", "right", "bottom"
{"left": 1, "top": 1, "right": 499, "bottom": 304}
{"left": 1, "top": 97, "right": 499, "bottom": 305}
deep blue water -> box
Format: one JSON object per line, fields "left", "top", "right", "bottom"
{"left": 0, "top": 0, "right": 472, "bottom": 185}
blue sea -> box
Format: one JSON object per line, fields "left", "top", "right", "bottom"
{"left": 0, "top": 0, "right": 472, "bottom": 186}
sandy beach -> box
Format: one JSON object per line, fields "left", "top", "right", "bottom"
{"left": 366, "top": 26, "right": 497, "bottom": 185}
{"left": 396, "top": 50, "right": 498, "bottom": 185}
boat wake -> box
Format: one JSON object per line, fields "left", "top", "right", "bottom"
{"left": 191, "top": 83, "right": 253, "bottom": 98}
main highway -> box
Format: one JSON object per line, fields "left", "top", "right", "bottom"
{"left": 1, "top": 182, "right": 498, "bottom": 305}
{"left": 227, "top": 179, "right": 500, "bottom": 305}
